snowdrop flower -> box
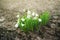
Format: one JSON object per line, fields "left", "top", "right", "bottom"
{"left": 27, "top": 15, "right": 31, "bottom": 19}
{"left": 32, "top": 12, "right": 35, "bottom": 16}
{"left": 15, "top": 23, "right": 18, "bottom": 28}
{"left": 21, "top": 23, "right": 25, "bottom": 27}
{"left": 21, "top": 18, "right": 25, "bottom": 22}
{"left": 35, "top": 14, "right": 39, "bottom": 17}
{"left": 38, "top": 19, "right": 42, "bottom": 22}
{"left": 16, "top": 15, "right": 19, "bottom": 18}
{"left": 27, "top": 10, "right": 31, "bottom": 15}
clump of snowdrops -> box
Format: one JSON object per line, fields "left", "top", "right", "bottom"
{"left": 15, "top": 10, "right": 50, "bottom": 32}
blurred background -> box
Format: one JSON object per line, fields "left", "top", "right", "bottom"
{"left": 0, "top": 0, "right": 60, "bottom": 40}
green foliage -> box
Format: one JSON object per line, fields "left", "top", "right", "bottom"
{"left": 17, "top": 10, "right": 50, "bottom": 32}
{"left": 40, "top": 11, "right": 50, "bottom": 26}
{"left": 18, "top": 16, "right": 39, "bottom": 32}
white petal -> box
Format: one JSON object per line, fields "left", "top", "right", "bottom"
{"left": 35, "top": 14, "right": 39, "bottom": 17}
{"left": 21, "top": 18, "right": 25, "bottom": 21}
{"left": 27, "top": 15, "right": 31, "bottom": 19}
{"left": 32, "top": 12, "right": 35, "bottom": 16}
{"left": 0, "top": 17, "right": 5, "bottom": 22}
{"left": 15, "top": 23, "right": 18, "bottom": 28}
{"left": 21, "top": 23, "right": 25, "bottom": 27}
{"left": 16, "top": 15, "right": 19, "bottom": 18}
{"left": 27, "top": 10, "right": 31, "bottom": 15}
{"left": 38, "top": 19, "right": 42, "bottom": 22}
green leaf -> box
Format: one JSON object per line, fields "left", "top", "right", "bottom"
{"left": 40, "top": 11, "right": 50, "bottom": 26}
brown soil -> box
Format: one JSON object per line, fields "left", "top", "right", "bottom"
{"left": 0, "top": 0, "right": 60, "bottom": 40}
{"left": 0, "top": 9, "right": 60, "bottom": 40}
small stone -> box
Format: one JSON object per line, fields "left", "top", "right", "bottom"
{"left": 15, "top": 37, "right": 20, "bottom": 40}
{"left": 0, "top": 17, "right": 5, "bottom": 22}
{"left": 53, "top": 15, "right": 58, "bottom": 19}
{"left": 51, "top": 23, "right": 56, "bottom": 28}
{"left": 52, "top": 20, "right": 57, "bottom": 23}
{"left": 23, "top": 9, "right": 26, "bottom": 12}
{"left": 37, "top": 37, "right": 42, "bottom": 40}
{"left": 57, "top": 20, "right": 60, "bottom": 23}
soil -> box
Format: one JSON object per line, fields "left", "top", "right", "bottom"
{"left": 0, "top": 1, "right": 60, "bottom": 39}
{"left": 0, "top": 8, "right": 60, "bottom": 40}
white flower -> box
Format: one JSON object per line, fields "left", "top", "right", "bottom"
{"left": 27, "top": 15, "right": 31, "bottom": 19}
{"left": 21, "top": 23, "right": 25, "bottom": 27}
{"left": 21, "top": 18, "right": 25, "bottom": 21}
{"left": 15, "top": 23, "right": 18, "bottom": 28}
{"left": 27, "top": 10, "right": 31, "bottom": 15}
{"left": 16, "top": 15, "right": 19, "bottom": 18}
{"left": 32, "top": 12, "right": 35, "bottom": 16}
{"left": 35, "top": 14, "right": 39, "bottom": 17}
{"left": 38, "top": 19, "right": 42, "bottom": 22}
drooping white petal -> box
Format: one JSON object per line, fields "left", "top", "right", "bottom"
{"left": 27, "top": 15, "right": 31, "bottom": 19}
{"left": 21, "top": 18, "right": 25, "bottom": 21}
{"left": 21, "top": 23, "right": 25, "bottom": 27}
{"left": 32, "top": 12, "right": 35, "bottom": 16}
{"left": 15, "top": 23, "right": 18, "bottom": 28}
{"left": 38, "top": 19, "right": 42, "bottom": 22}
{"left": 35, "top": 14, "right": 39, "bottom": 17}
{"left": 27, "top": 10, "right": 31, "bottom": 15}
{"left": 16, "top": 15, "right": 19, "bottom": 18}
